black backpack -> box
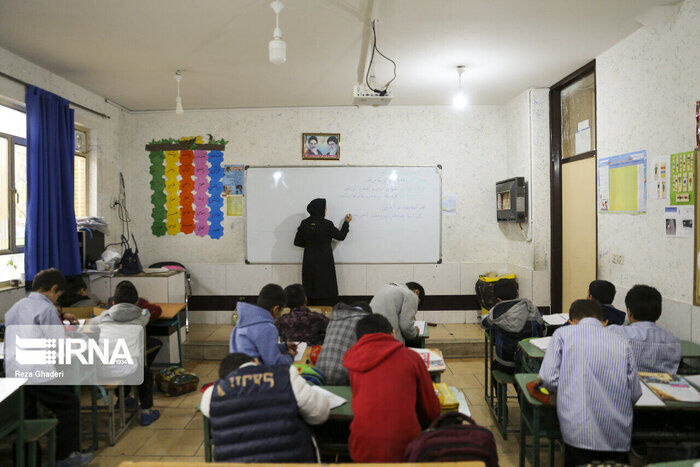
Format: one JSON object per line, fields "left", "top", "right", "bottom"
{"left": 119, "top": 234, "right": 143, "bottom": 275}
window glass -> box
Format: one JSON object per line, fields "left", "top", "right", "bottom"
{"left": 0, "top": 137, "right": 8, "bottom": 251}
{"left": 74, "top": 155, "right": 87, "bottom": 217}
{"left": 561, "top": 72, "right": 596, "bottom": 158}
{"left": 0, "top": 105, "right": 26, "bottom": 138}
{"left": 14, "top": 144, "right": 26, "bottom": 247}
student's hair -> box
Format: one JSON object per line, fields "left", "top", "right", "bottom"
{"left": 256, "top": 283, "right": 286, "bottom": 311}
{"left": 307, "top": 135, "right": 318, "bottom": 143}
{"left": 350, "top": 301, "right": 373, "bottom": 313}
{"left": 569, "top": 299, "right": 603, "bottom": 322}
{"left": 355, "top": 314, "right": 393, "bottom": 339}
{"left": 114, "top": 281, "right": 139, "bottom": 305}
{"left": 588, "top": 280, "right": 616, "bottom": 305}
{"left": 625, "top": 284, "right": 662, "bottom": 322}
{"left": 31, "top": 268, "right": 67, "bottom": 292}
{"left": 66, "top": 276, "right": 88, "bottom": 293}
{"left": 406, "top": 282, "right": 425, "bottom": 305}
{"left": 494, "top": 280, "right": 518, "bottom": 301}
{"left": 219, "top": 353, "right": 254, "bottom": 379}
{"left": 284, "top": 283, "right": 306, "bottom": 309}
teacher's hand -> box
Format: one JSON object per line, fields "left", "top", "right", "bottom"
{"left": 345, "top": 214, "right": 352, "bottom": 222}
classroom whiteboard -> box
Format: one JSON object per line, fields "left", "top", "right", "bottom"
{"left": 245, "top": 166, "right": 441, "bottom": 263}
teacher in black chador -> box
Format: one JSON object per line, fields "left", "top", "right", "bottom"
{"left": 294, "top": 198, "right": 351, "bottom": 306}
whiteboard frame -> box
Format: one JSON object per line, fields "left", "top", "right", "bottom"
{"left": 243, "top": 165, "right": 443, "bottom": 264}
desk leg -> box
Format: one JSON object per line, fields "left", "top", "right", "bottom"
{"left": 532, "top": 406, "right": 541, "bottom": 467}
{"left": 175, "top": 313, "right": 184, "bottom": 367}
{"left": 203, "top": 416, "right": 212, "bottom": 462}
{"left": 16, "top": 388, "right": 25, "bottom": 467}
{"left": 519, "top": 410, "right": 526, "bottom": 467}
{"left": 484, "top": 334, "right": 488, "bottom": 404}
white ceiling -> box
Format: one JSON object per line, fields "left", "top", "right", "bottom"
{"left": 0, "top": 0, "right": 667, "bottom": 110}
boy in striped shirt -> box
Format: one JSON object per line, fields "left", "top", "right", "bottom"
{"left": 539, "top": 299, "right": 641, "bottom": 465}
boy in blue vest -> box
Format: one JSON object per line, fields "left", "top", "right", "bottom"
{"left": 199, "top": 353, "right": 330, "bottom": 462}
{"left": 230, "top": 284, "right": 297, "bottom": 365}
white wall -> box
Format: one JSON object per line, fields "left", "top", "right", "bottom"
{"left": 123, "top": 106, "right": 514, "bottom": 301}
{"left": 503, "top": 89, "right": 551, "bottom": 306}
{"left": 0, "top": 45, "right": 128, "bottom": 282}
{"left": 596, "top": 0, "right": 700, "bottom": 342}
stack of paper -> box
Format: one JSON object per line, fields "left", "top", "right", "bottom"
{"left": 639, "top": 372, "right": 700, "bottom": 403}
{"left": 530, "top": 337, "right": 552, "bottom": 351}
{"left": 542, "top": 314, "right": 568, "bottom": 326}
{"left": 410, "top": 348, "right": 445, "bottom": 369}
{"left": 415, "top": 320, "right": 427, "bottom": 336}
{"left": 311, "top": 386, "right": 347, "bottom": 409}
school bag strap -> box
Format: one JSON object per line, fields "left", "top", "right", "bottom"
{"left": 427, "top": 411, "right": 477, "bottom": 430}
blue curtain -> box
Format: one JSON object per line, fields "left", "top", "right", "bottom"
{"left": 24, "top": 85, "right": 81, "bottom": 281}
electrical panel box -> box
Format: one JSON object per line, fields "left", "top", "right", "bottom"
{"left": 496, "top": 177, "right": 528, "bottom": 222}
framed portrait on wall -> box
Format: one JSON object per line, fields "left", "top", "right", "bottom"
{"left": 302, "top": 133, "right": 340, "bottom": 160}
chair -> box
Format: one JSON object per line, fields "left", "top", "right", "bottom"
{"left": 149, "top": 261, "right": 192, "bottom": 332}
{"left": 21, "top": 418, "right": 58, "bottom": 467}
{"left": 485, "top": 326, "right": 519, "bottom": 439}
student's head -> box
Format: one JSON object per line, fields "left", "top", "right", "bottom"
{"left": 406, "top": 282, "right": 425, "bottom": 306}
{"left": 66, "top": 276, "right": 88, "bottom": 296}
{"left": 31, "top": 268, "right": 67, "bottom": 302}
{"left": 114, "top": 281, "right": 139, "bottom": 305}
{"left": 257, "top": 283, "right": 286, "bottom": 318}
{"left": 219, "top": 353, "right": 256, "bottom": 379}
{"left": 355, "top": 314, "right": 394, "bottom": 340}
{"left": 494, "top": 280, "right": 518, "bottom": 301}
{"left": 625, "top": 284, "right": 662, "bottom": 323}
{"left": 588, "top": 280, "right": 616, "bottom": 305}
{"left": 284, "top": 283, "right": 307, "bottom": 309}
{"left": 568, "top": 299, "right": 603, "bottom": 324}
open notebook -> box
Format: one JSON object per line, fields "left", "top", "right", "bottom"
{"left": 311, "top": 385, "right": 347, "bottom": 409}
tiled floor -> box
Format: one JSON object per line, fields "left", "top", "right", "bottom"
{"left": 84, "top": 355, "right": 535, "bottom": 466}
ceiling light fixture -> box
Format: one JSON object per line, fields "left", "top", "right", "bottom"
{"left": 452, "top": 65, "right": 468, "bottom": 110}
{"left": 269, "top": 1, "right": 286, "bottom": 65}
{"left": 174, "top": 70, "right": 184, "bottom": 114}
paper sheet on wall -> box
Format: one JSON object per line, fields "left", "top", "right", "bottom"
{"left": 664, "top": 206, "right": 693, "bottom": 238}
{"left": 652, "top": 156, "right": 669, "bottom": 201}
{"left": 442, "top": 192, "right": 457, "bottom": 213}
{"left": 598, "top": 151, "right": 647, "bottom": 213}
{"left": 223, "top": 164, "right": 245, "bottom": 196}
{"left": 670, "top": 151, "right": 695, "bottom": 205}
{"left": 227, "top": 195, "right": 243, "bottom": 217}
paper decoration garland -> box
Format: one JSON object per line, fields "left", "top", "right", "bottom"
{"left": 147, "top": 140, "right": 227, "bottom": 239}
{"left": 149, "top": 151, "right": 167, "bottom": 236}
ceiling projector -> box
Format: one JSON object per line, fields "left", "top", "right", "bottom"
{"left": 353, "top": 84, "right": 392, "bottom": 106}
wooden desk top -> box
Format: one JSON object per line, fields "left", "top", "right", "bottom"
{"left": 681, "top": 340, "right": 700, "bottom": 358}
{"left": 521, "top": 337, "right": 700, "bottom": 360}
{"left": 324, "top": 385, "right": 353, "bottom": 420}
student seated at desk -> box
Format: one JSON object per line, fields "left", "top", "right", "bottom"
{"left": 538, "top": 299, "right": 641, "bottom": 466}
{"left": 276, "top": 283, "right": 329, "bottom": 345}
{"left": 607, "top": 284, "right": 681, "bottom": 374}
{"left": 343, "top": 314, "right": 440, "bottom": 462}
{"left": 369, "top": 282, "right": 425, "bottom": 344}
{"left": 91, "top": 280, "right": 162, "bottom": 426}
{"left": 315, "top": 301, "right": 372, "bottom": 384}
{"left": 4, "top": 269, "right": 94, "bottom": 466}
{"left": 481, "top": 280, "right": 543, "bottom": 374}
{"left": 588, "top": 280, "right": 626, "bottom": 326}
{"left": 56, "top": 275, "right": 99, "bottom": 308}
{"left": 199, "top": 352, "right": 329, "bottom": 462}
{"left": 229, "top": 283, "right": 297, "bottom": 365}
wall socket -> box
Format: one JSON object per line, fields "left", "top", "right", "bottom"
{"left": 611, "top": 254, "right": 624, "bottom": 265}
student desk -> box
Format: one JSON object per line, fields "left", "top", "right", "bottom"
{"left": 0, "top": 377, "right": 27, "bottom": 467}
{"left": 93, "top": 302, "right": 186, "bottom": 367}
{"left": 119, "top": 462, "right": 486, "bottom": 467}
{"left": 514, "top": 373, "right": 700, "bottom": 467}
{"left": 520, "top": 338, "right": 700, "bottom": 375}
{"left": 648, "top": 460, "right": 700, "bottom": 467}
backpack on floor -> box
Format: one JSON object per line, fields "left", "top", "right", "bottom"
{"left": 404, "top": 412, "right": 498, "bottom": 466}
{"left": 155, "top": 366, "right": 199, "bottom": 396}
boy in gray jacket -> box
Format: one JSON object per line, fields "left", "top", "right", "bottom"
{"left": 91, "top": 281, "right": 161, "bottom": 425}
{"left": 369, "top": 282, "right": 425, "bottom": 345}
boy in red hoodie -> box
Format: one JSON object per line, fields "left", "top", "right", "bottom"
{"left": 343, "top": 314, "right": 440, "bottom": 462}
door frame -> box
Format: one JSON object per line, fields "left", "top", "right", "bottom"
{"left": 549, "top": 59, "right": 597, "bottom": 314}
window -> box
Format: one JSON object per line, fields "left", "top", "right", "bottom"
{"left": 0, "top": 103, "right": 88, "bottom": 255}
{"left": 0, "top": 103, "right": 26, "bottom": 254}
{"left": 560, "top": 72, "right": 596, "bottom": 159}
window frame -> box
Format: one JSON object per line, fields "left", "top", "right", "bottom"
{"left": 0, "top": 130, "right": 26, "bottom": 255}
{"left": 74, "top": 125, "right": 89, "bottom": 218}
